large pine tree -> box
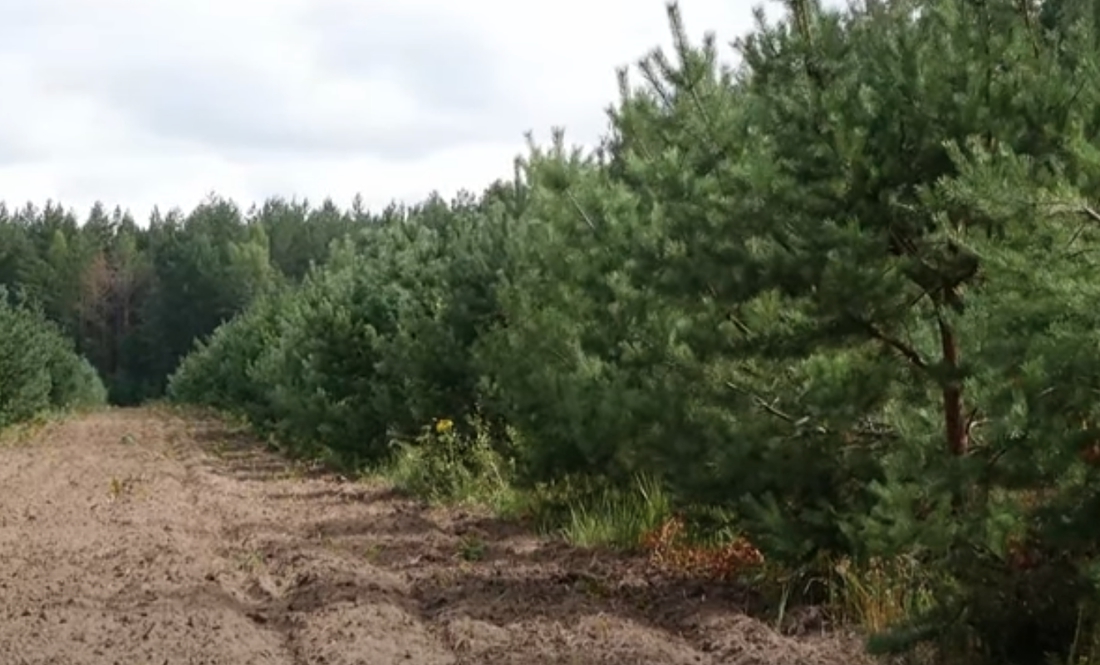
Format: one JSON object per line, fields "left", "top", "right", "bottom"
{"left": 482, "top": 0, "right": 1100, "bottom": 660}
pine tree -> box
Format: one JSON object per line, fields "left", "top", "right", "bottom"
{"left": 485, "top": 0, "right": 1100, "bottom": 660}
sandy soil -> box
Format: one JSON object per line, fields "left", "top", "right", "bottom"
{"left": 0, "top": 407, "right": 873, "bottom": 664}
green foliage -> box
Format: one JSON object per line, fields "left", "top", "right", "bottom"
{"left": 167, "top": 192, "right": 512, "bottom": 468}
{"left": 558, "top": 474, "right": 672, "bottom": 550}
{"left": 48, "top": 350, "right": 109, "bottom": 410}
{"left": 0, "top": 289, "right": 106, "bottom": 428}
{"left": 0, "top": 195, "right": 351, "bottom": 405}
{"left": 166, "top": 285, "right": 292, "bottom": 429}
{"left": 49, "top": 0, "right": 1100, "bottom": 662}
{"left": 474, "top": 2, "right": 1100, "bottom": 662}
{"left": 386, "top": 413, "right": 515, "bottom": 506}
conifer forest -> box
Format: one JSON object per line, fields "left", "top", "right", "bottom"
{"left": 6, "top": 0, "right": 1100, "bottom": 662}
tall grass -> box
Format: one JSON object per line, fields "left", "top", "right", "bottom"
{"left": 384, "top": 414, "right": 517, "bottom": 508}
{"left": 558, "top": 474, "right": 672, "bottom": 550}
{"left": 830, "top": 556, "right": 937, "bottom": 634}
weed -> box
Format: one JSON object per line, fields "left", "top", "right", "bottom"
{"left": 237, "top": 550, "right": 265, "bottom": 573}
{"left": 386, "top": 412, "right": 515, "bottom": 507}
{"left": 829, "top": 555, "right": 937, "bottom": 635}
{"left": 0, "top": 410, "right": 63, "bottom": 448}
{"left": 107, "top": 475, "right": 137, "bottom": 500}
{"left": 558, "top": 474, "right": 671, "bottom": 550}
{"left": 361, "top": 542, "right": 383, "bottom": 562}
{"left": 458, "top": 534, "right": 486, "bottom": 561}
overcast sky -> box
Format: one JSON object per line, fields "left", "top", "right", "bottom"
{"left": 0, "top": 0, "right": 781, "bottom": 223}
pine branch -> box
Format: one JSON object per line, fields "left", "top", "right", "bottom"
{"left": 726, "top": 381, "right": 901, "bottom": 450}
{"left": 755, "top": 395, "right": 804, "bottom": 425}
{"left": 1064, "top": 222, "right": 1087, "bottom": 253}
{"left": 565, "top": 191, "right": 598, "bottom": 232}
{"left": 1045, "top": 202, "right": 1100, "bottom": 223}
{"left": 1082, "top": 205, "right": 1100, "bottom": 223}
{"left": 1016, "top": 0, "right": 1041, "bottom": 57}
{"left": 852, "top": 317, "right": 928, "bottom": 369}
{"left": 725, "top": 381, "right": 811, "bottom": 427}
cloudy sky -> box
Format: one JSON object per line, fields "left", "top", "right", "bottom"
{"left": 0, "top": 0, "right": 781, "bottom": 223}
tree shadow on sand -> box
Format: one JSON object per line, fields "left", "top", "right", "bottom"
{"left": 178, "top": 412, "right": 869, "bottom": 664}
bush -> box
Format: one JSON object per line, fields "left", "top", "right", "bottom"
{"left": 168, "top": 194, "right": 512, "bottom": 468}
{"left": 0, "top": 291, "right": 106, "bottom": 428}
{"left": 167, "top": 286, "right": 292, "bottom": 429}
{"left": 386, "top": 412, "right": 516, "bottom": 506}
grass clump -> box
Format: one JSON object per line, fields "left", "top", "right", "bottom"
{"left": 557, "top": 474, "right": 672, "bottom": 550}
{"left": 829, "top": 556, "right": 938, "bottom": 636}
{"left": 385, "top": 418, "right": 674, "bottom": 554}
{"left": 385, "top": 412, "right": 517, "bottom": 508}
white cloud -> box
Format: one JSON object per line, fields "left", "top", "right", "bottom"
{"left": 0, "top": 0, "right": 779, "bottom": 223}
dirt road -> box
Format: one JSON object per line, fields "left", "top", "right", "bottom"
{"left": 0, "top": 407, "right": 868, "bottom": 664}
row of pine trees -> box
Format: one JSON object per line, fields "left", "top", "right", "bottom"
{"left": 0, "top": 197, "right": 357, "bottom": 403}
{"left": 5, "top": 0, "right": 1100, "bottom": 661}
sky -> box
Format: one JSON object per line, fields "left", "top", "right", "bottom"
{"left": 0, "top": 0, "right": 784, "bottom": 223}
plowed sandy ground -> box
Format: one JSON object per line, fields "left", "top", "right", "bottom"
{"left": 0, "top": 407, "right": 873, "bottom": 664}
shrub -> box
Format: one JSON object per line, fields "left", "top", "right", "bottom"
{"left": 169, "top": 194, "right": 512, "bottom": 469}
{"left": 387, "top": 412, "right": 516, "bottom": 507}
{"left": 167, "top": 286, "right": 291, "bottom": 428}
{"left": 0, "top": 291, "right": 106, "bottom": 428}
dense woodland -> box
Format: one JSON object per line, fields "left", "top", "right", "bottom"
{"left": 0, "top": 196, "right": 355, "bottom": 404}
{"left": 5, "top": 0, "right": 1100, "bottom": 662}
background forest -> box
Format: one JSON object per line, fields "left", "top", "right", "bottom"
{"left": 4, "top": 0, "right": 1100, "bottom": 662}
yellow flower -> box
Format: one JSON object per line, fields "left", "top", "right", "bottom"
{"left": 435, "top": 418, "right": 454, "bottom": 434}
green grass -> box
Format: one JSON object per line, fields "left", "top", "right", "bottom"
{"left": 557, "top": 474, "right": 672, "bottom": 550}
{"left": 378, "top": 414, "right": 674, "bottom": 552}
{"left": 170, "top": 405, "right": 970, "bottom": 657}
{"left": 0, "top": 409, "right": 69, "bottom": 448}
{"left": 458, "top": 534, "right": 487, "bottom": 561}
{"left": 383, "top": 415, "right": 517, "bottom": 508}
{"left": 828, "top": 555, "right": 937, "bottom": 635}
{"left": 251, "top": 409, "right": 951, "bottom": 655}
